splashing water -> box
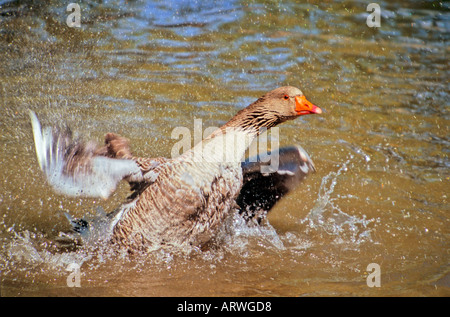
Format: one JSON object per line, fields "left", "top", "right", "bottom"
{"left": 302, "top": 159, "right": 375, "bottom": 246}
{"left": 219, "top": 211, "right": 286, "bottom": 253}
{"left": 0, "top": 230, "right": 91, "bottom": 281}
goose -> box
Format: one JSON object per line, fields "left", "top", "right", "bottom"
{"left": 29, "top": 86, "right": 322, "bottom": 251}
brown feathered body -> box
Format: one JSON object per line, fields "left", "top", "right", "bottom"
{"left": 111, "top": 153, "right": 243, "bottom": 250}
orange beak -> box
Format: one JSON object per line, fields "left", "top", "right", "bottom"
{"left": 295, "top": 95, "right": 322, "bottom": 116}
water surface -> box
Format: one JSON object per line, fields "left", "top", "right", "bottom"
{"left": 0, "top": 0, "right": 449, "bottom": 296}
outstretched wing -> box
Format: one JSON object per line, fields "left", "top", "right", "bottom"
{"left": 237, "top": 145, "right": 316, "bottom": 224}
{"left": 29, "top": 111, "right": 162, "bottom": 199}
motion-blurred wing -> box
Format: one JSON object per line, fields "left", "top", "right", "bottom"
{"left": 29, "top": 111, "right": 156, "bottom": 199}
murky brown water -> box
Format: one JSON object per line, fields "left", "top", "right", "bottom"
{"left": 0, "top": 0, "right": 449, "bottom": 296}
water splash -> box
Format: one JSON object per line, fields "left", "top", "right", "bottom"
{"left": 0, "top": 230, "right": 93, "bottom": 279}
{"left": 302, "top": 160, "right": 374, "bottom": 245}
{"left": 217, "top": 212, "right": 286, "bottom": 255}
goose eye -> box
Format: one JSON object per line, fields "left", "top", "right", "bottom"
{"left": 283, "top": 95, "right": 289, "bottom": 100}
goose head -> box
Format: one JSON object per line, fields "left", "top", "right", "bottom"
{"left": 224, "top": 86, "right": 322, "bottom": 133}
{"left": 265, "top": 86, "right": 322, "bottom": 117}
